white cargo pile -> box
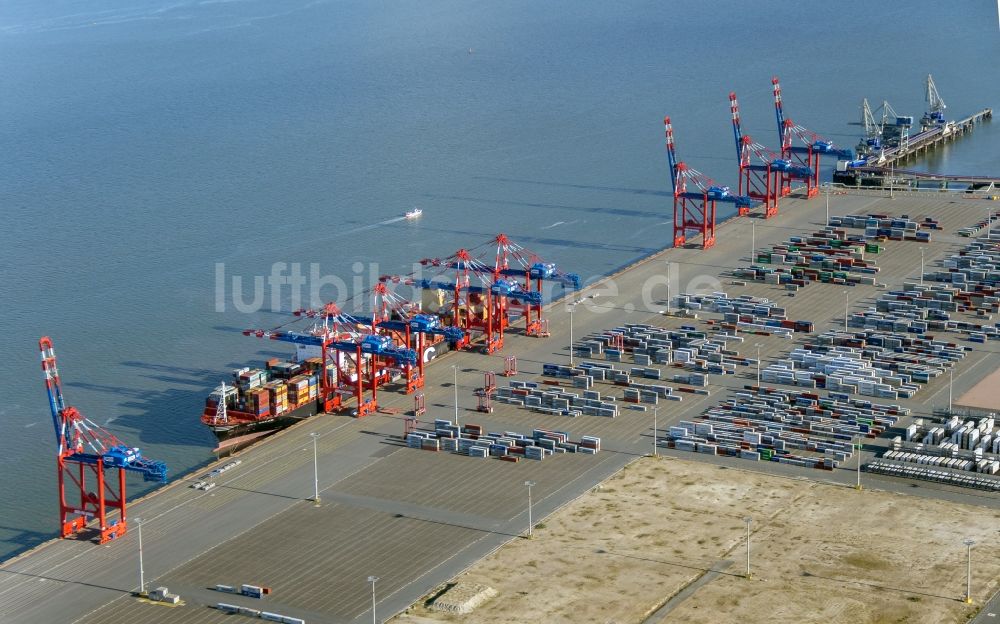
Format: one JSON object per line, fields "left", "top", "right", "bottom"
{"left": 850, "top": 238, "right": 1000, "bottom": 341}
{"left": 147, "top": 586, "right": 180, "bottom": 604}
{"left": 888, "top": 414, "right": 1000, "bottom": 481}
{"left": 866, "top": 460, "right": 1000, "bottom": 492}
{"left": 674, "top": 291, "right": 799, "bottom": 338}
{"left": 498, "top": 379, "right": 621, "bottom": 416}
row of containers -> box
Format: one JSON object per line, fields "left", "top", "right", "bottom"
{"left": 216, "top": 603, "right": 304, "bottom": 624}
{"left": 508, "top": 321, "right": 741, "bottom": 416}
{"left": 495, "top": 375, "right": 696, "bottom": 418}
{"left": 851, "top": 238, "right": 1000, "bottom": 341}
{"left": 865, "top": 460, "right": 1000, "bottom": 492}
{"left": 573, "top": 322, "right": 754, "bottom": 377}
{"left": 663, "top": 385, "right": 908, "bottom": 469}
{"left": 406, "top": 421, "right": 601, "bottom": 461}
{"left": 733, "top": 222, "right": 895, "bottom": 290}
{"left": 671, "top": 292, "right": 814, "bottom": 336}
{"left": 881, "top": 413, "right": 1000, "bottom": 482}
{"left": 759, "top": 329, "right": 967, "bottom": 400}
{"left": 827, "top": 213, "right": 938, "bottom": 239}
{"left": 208, "top": 359, "right": 322, "bottom": 418}
{"left": 956, "top": 211, "right": 996, "bottom": 237}
{"left": 734, "top": 212, "right": 940, "bottom": 291}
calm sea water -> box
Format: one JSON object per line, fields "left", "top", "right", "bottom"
{"left": 1, "top": 0, "right": 998, "bottom": 560}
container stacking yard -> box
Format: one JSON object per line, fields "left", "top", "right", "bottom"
{"left": 3, "top": 193, "right": 1000, "bottom": 624}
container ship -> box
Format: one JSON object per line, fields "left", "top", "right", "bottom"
{"left": 202, "top": 335, "right": 451, "bottom": 441}
{"left": 202, "top": 358, "right": 322, "bottom": 441}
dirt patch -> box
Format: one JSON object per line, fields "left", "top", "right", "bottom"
{"left": 393, "top": 457, "right": 1000, "bottom": 624}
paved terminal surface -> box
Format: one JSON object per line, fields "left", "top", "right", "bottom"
{"left": 3, "top": 191, "right": 1000, "bottom": 624}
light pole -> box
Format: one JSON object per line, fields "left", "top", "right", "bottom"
{"left": 652, "top": 407, "right": 659, "bottom": 458}
{"left": 665, "top": 261, "right": 672, "bottom": 315}
{"left": 889, "top": 161, "right": 894, "bottom": 199}
{"left": 743, "top": 517, "right": 752, "bottom": 579}
{"left": 825, "top": 185, "right": 830, "bottom": 226}
{"left": 948, "top": 367, "right": 954, "bottom": 413}
{"left": 524, "top": 480, "right": 536, "bottom": 538}
{"left": 843, "top": 290, "right": 849, "bottom": 332}
{"left": 751, "top": 220, "right": 756, "bottom": 262}
{"left": 452, "top": 365, "right": 459, "bottom": 425}
{"left": 963, "top": 538, "right": 975, "bottom": 604}
{"left": 755, "top": 343, "right": 762, "bottom": 387}
{"left": 569, "top": 305, "right": 575, "bottom": 367}
{"left": 310, "top": 432, "right": 320, "bottom": 504}
{"left": 367, "top": 575, "right": 379, "bottom": 624}
{"left": 855, "top": 436, "right": 863, "bottom": 491}
{"left": 919, "top": 248, "right": 925, "bottom": 287}
{"left": 136, "top": 517, "right": 145, "bottom": 595}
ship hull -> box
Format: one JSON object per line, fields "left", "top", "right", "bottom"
{"left": 201, "top": 339, "right": 452, "bottom": 441}
{"left": 204, "top": 400, "right": 320, "bottom": 441}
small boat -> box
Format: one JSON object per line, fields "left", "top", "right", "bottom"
{"left": 405, "top": 207, "right": 423, "bottom": 219}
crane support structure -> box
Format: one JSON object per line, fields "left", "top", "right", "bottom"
{"left": 383, "top": 235, "right": 579, "bottom": 353}
{"left": 729, "top": 92, "right": 810, "bottom": 218}
{"left": 245, "top": 328, "right": 416, "bottom": 418}
{"left": 371, "top": 282, "right": 464, "bottom": 393}
{"left": 772, "top": 76, "right": 854, "bottom": 198}
{"left": 39, "top": 337, "right": 167, "bottom": 544}
{"left": 665, "top": 115, "right": 757, "bottom": 249}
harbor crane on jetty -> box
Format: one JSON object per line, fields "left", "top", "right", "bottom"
{"left": 851, "top": 99, "right": 913, "bottom": 158}
{"left": 665, "top": 115, "right": 756, "bottom": 250}
{"left": 855, "top": 98, "right": 883, "bottom": 156}
{"left": 38, "top": 337, "right": 168, "bottom": 544}
{"left": 729, "top": 92, "right": 813, "bottom": 218}
{"left": 922, "top": 74, "right": 947, "bottom": 130}
{"left": 771, "top": 76, "right": 854, "bottom": 198}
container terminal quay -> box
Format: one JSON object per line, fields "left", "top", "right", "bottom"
{"left": 4, "top": 75, "right": 1000, "bottom": 623}
{"left": 4, "top": 187, "right": 1000, "bottom": 623}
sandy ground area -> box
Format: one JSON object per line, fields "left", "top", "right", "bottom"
{"left": 393, "top": 457, "right": 1000, "bottom": 624}
{"left": 956, "top": 366, "right": 1000, "bottom": 412}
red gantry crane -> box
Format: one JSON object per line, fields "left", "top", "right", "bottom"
{"left": 664, "top": 115, "right": 757, "bottom": 249}
{"left": 369, "top": 282, "right": 465, "bottom": 393}
{"left": 244, "top": 303, "right": 416, "bottom": 417}
{"left": 39, "top": 337, "right": 168, "bottom": 544}
{"left": 730, "top": 92, "right": 814, "bottom": 218}
{"left": 771, "top": 76, "right": 854, "bottom": 198}
{"left": 380, "top": 236, "right": 578, "bottom": 353}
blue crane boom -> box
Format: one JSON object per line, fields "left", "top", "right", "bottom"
{"left": 39, "top": 340, "right": 167, "bottom": 483}
{"left": 376, "top": 314, "right": 465, "bottom": 343}
{"left": 412, "top": 278, "right": 543, "bottom": 305}
{"left": 771, "top": 76, "right": 854, "bottom": 198}
{"left": 730, "top": 92, "right": 813, "bottom": 179}
{"left": 430, "top": 261, "right": 581, "bottom": 290}
{"left": 267, "top": 331, "right": 418, "bottom": 366}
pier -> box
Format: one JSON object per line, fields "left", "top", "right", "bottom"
{"left": 866, "top": 108, "right": 992, "bottom": 168}
{"left": 834, "top": 108, "right": 994, "bottom": 189}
